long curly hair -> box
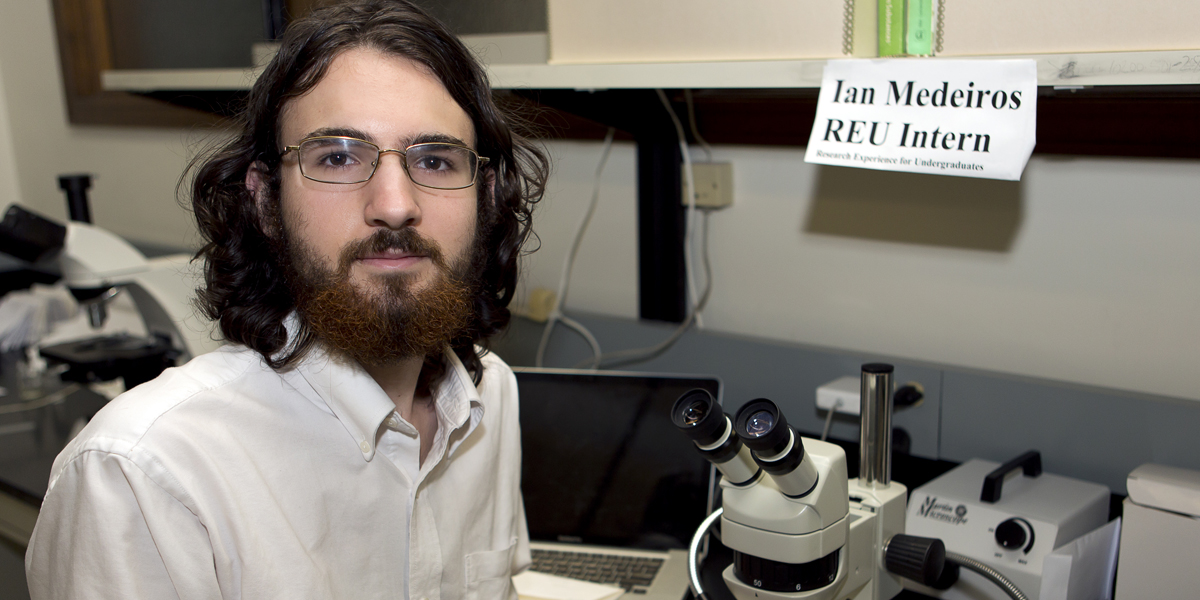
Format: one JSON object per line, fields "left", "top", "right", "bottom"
{"left": 187, "top": 0, "right": 548, "bottom": 383}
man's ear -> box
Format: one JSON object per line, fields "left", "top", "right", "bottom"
{"left": 245, "top": 161, "right": 278, "bottom": 238}
{"left": 484, "top": 169, "right": 497, "bottom": 208}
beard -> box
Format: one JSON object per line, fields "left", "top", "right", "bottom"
{"left": 279, "top": 224, "right": 482, "bottom": 369}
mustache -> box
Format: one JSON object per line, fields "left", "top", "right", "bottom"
{"left": 336, "top": 228, "right": 447, "bottom": 272}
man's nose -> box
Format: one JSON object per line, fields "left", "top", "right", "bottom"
{"left": 363, "top": 151, "right": 422, "bottom": 229}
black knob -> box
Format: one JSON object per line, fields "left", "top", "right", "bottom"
{"left": 58, "top": 174, "right": 93, "bottom": 224}
{"left": 884, "top": 534, "right": 946, "bottom": 587}
{"left": 995, "top": 519, "right": 1027, "bottom": 550}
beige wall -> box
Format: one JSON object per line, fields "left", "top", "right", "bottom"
{"left": 523, "top": 142, "right": 1200, "bottom": 402}
{"left": 0, "top": 51, "right": 22, "bottom": 209}
{"left": 2, "top": 2, "right": 1198, "bottom": 401}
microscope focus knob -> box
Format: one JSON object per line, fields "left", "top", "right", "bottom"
{"left": 994, "top": 519, "right": 1027, "bottom": 550}
{"left": 884, "top": 534, "right": 947, "bottom": 587}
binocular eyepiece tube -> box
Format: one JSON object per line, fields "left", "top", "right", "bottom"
{"left": 671, "top": 389, "right": 759, "bottom": 486}
{"left": 733, "top": 399, "right": 819, "bottom": 498}
{"left": 672, "top": 390, "right": 821, "bottom": 498}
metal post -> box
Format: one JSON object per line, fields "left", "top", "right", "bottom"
{"left": 860, "top": 363, "right": 894, "bottom": 486}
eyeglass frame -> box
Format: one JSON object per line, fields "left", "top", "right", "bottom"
{"left": 279, "top": 135, "right": 490, "bottom": 190}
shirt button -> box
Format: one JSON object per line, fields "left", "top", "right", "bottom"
{"left": 359, "top": 440, "right": 370, "bottom": 452}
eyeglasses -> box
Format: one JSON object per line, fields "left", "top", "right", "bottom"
{"left": 280, "top": 136, "right": 489, "bottom": 190}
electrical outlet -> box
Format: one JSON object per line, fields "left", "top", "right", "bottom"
{"left": 681, "top": 162, "right": 733, "bottom": 209}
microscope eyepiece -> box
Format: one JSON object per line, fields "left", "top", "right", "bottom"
{"left": 734, "top": 399, "right": 820, "bottom": 498}
{"left": 672, "top": 389, "right": 760, "bottom": 486}
{"left": 734, "top": 399, "right": 791, "bottom": 456}
{"left": 671, "top": 389, "right": 726, "bottom": 446}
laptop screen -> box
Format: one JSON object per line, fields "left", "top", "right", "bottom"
{"left": 514, "top": 367, "right": 721, "bottom": 550}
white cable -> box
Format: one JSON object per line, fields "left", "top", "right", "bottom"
{"left": 656, "top": 89, "right": 704, "bottom": 329}
{"left": 556, "top": 128, "right": 616, "bottom": 312}
{"left": 683, "top": 89, "right": 714, "bottom": 163}
{"left": 534, "top": 128, "right": 616, "bottom": 368}
{"left": 558, "top": 315, "right": 602, "bottom": 369}
{"left": 554, "top": 94, "right": 720, "bottom": 371}
{"left": 575, "top": 210, "right": 714, "bottom": 370}
{"left": 532, "top": 310, "right": 556, "bottom": 368}
{"left": 688, "top": 507, "right": 723, "bottom": 600}
{"left": 820, "top": 399, "right": 843, "bottom": 441}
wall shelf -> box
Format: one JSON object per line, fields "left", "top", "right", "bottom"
{"left": 101, "top": 48, "right": 1200, "bottom": 92}
{"left": 101, "top": 67, "right": 259, "bottom": 92}
{"left": 96, "top": 50, "right": 1200, "bottom": 161}
{"left": 97, "top": 50, "right": 1200, "bottom": 160}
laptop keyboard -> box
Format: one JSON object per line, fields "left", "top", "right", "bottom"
{"left": 530, "top": 548, "right": 663, "bottom": 593}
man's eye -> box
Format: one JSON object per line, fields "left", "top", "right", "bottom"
{"left": 413, "top": 155, "right": 452, "bottom": 171}
{"left": 320, "top": 152, "right": 357, "bottom": 168}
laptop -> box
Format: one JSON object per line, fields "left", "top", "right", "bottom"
{"left": 513, "top": 367, "right": 722, "bottom": 599}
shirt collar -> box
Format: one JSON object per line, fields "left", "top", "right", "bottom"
{"left": 290, "top": 336, "right": 484, "bottom": 462}
{"left": 436, "top": 349, "right": 485, "bottom": 459}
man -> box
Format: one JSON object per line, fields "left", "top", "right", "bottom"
{"left": 26, "top": 1, "right": 548, "bottom": 598}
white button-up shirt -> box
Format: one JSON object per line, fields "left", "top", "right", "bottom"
{"left": 26, "top": 343, "right": 529, "bottom": 600}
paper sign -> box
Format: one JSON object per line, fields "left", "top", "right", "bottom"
{"left": 805, "top": 59, "right": 1037, "bottom": 181}
{"left": 1039, "top": 517, "right": 1121, "bottom": 600}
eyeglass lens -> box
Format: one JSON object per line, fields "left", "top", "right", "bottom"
{"left": 297, "top": 137, "right": 478, "bottom": 188}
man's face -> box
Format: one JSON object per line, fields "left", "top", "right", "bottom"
{"left": 266, "top": 47, "right": 485, "bottom": 365}
{"left": 277, "top": 47, "right": 480, "bottom": 298}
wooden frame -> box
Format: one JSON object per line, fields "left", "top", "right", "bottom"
{"left": 52, "top": 0, "right": 228, "bottom": 127}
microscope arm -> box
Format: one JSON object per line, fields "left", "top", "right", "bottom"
{"left": 60, "top": 222, "right": 149, "bottom": 289}
{"left": 60, "top": 221, "right": 220, "bottom": 361}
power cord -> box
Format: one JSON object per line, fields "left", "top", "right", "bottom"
{"left": 534, "top": 128, "right": 616, "bottom": 368}
{"left": 576, "top": 208, "right": 714, "bottom": 369}
{"left": 656, "top": 88, "right": 705, "bottom": 330}
{"left": 541, "top": 91, "right": 723, "bottom": 371}
{"left": 820, "top": 399, "right": 843, "bottom": 441}
{"left": 683, "top": 89, "right": 714, "bottom": 162}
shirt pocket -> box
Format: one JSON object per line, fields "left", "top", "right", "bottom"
{"left": 464, "top": 541, "right": 517, "bottom": 600}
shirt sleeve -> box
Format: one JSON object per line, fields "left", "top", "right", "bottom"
{"left": 26, "top": 450, "right": 222, "bottom": 600}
